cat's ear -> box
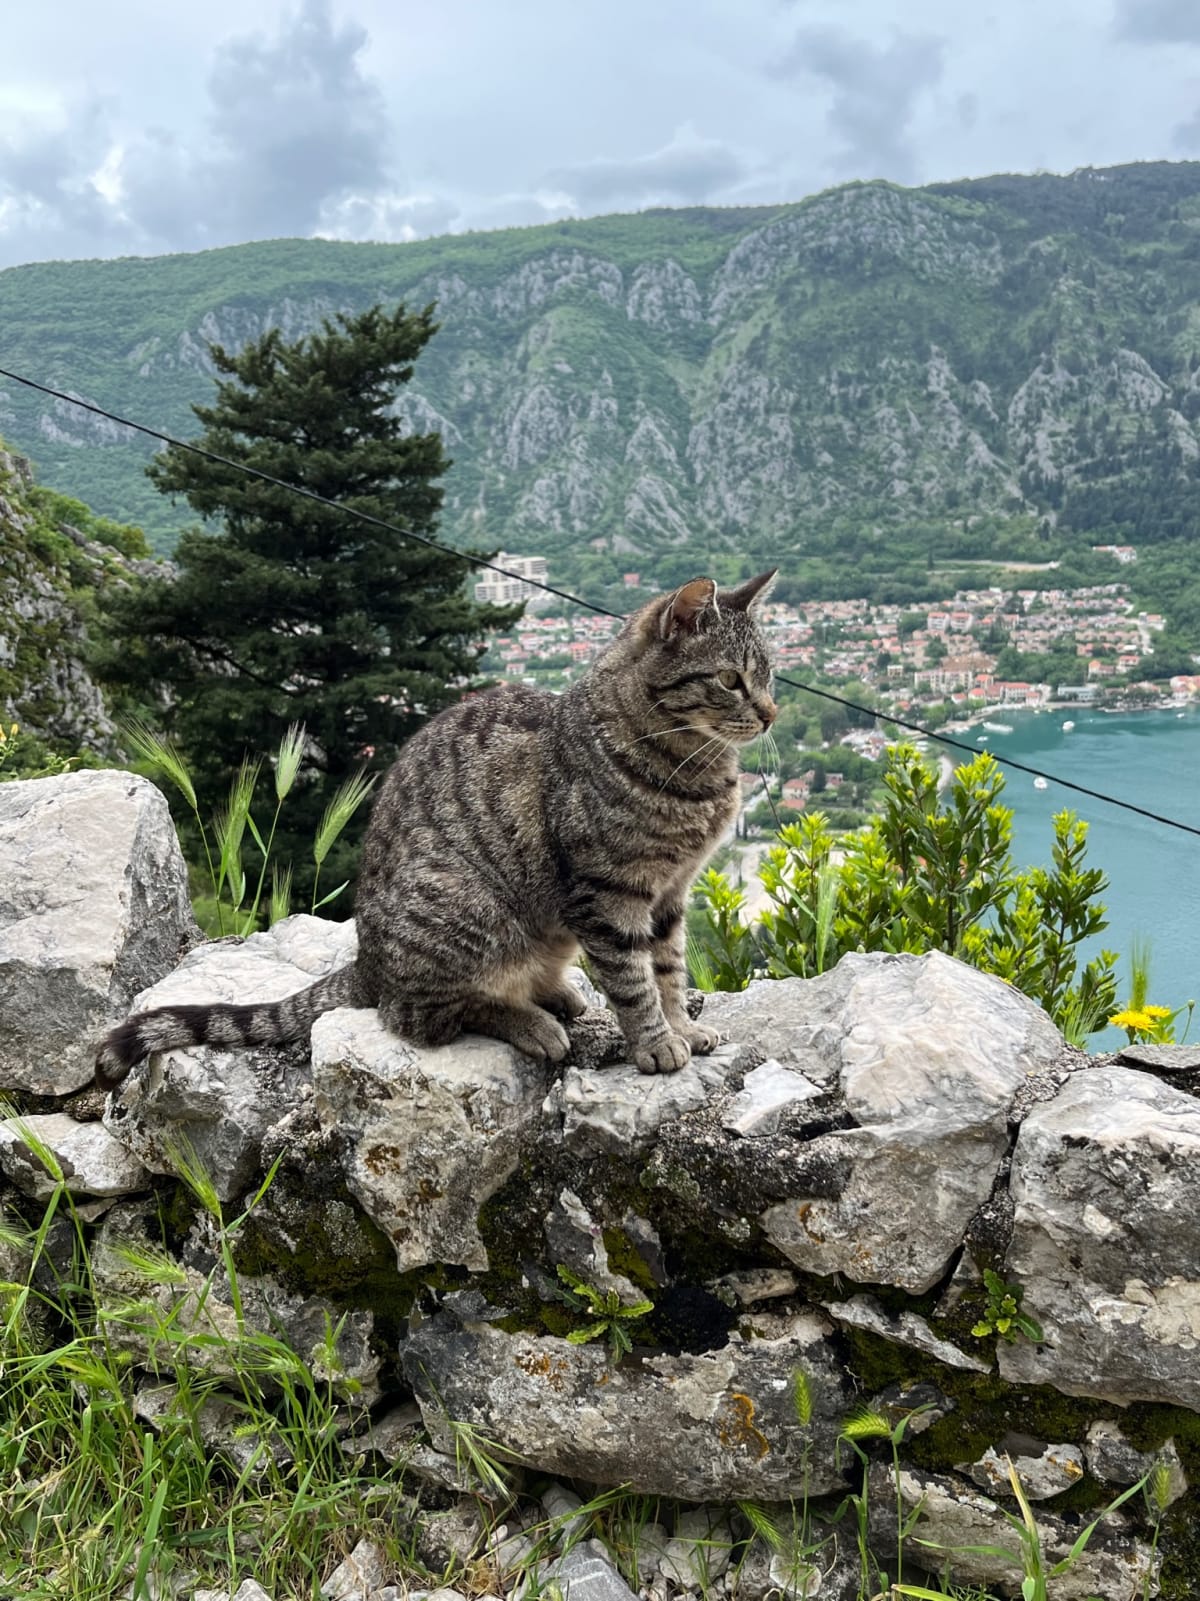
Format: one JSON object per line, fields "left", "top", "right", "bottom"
{"left": 721, "top": 569, "right": 778, "bottom": 612}
{"left": 660, "top": 577, "right": 719, "bottom": 640}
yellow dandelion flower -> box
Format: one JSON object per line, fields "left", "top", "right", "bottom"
{"left": 1109, "top": 1009, "right": 1155, "bottom": 1032}
{"left": 1142, "top": 1005, "right": 1173, "bottom": 1020}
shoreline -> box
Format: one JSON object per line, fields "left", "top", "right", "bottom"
{"left": 939, "top": 695, "right": 1190, "bottom": 742}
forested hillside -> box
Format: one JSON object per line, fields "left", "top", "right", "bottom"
{"left": 3, "top": 161, "right": 1200, "bottom": 590}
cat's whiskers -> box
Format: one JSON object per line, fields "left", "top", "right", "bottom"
{"left": 630, "top": 724, "right": 699, "bottom": 747}
{"left": 696, "top": 743, "right": 734, "bottom": 783}
{"left": 659, "top": 733, "right": 728, "bottom": 792}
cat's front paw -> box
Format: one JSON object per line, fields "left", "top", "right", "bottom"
{"left": 679, "top": 1020, "right": 724, "bottom": 1056}
{"left": 634, "top": 1030, "right": 692, "bottom": 1075}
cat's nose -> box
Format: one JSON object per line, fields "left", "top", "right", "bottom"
{"left": 757, "top": 699, "right": 777, "bottom": 728}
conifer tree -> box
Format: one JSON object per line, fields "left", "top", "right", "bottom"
{"left": 98, "top": 303, "right": 518, "bottom": 904}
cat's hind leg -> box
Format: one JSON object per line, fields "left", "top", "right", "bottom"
{"left": 379, "top": 992, "right": 569, "bottom": 1065}
{"left": 533, "top": 979, "right": 588, "bottom": 1021}
{"left": 462, "top": 996, "right": 570, "bottom": 1064}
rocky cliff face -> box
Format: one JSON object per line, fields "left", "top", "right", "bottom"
{"left": 0, "top": 443, "right": 148, "bottom": 750}
{"left": 3, "top": 163, "right": 1200, "bottom": 559}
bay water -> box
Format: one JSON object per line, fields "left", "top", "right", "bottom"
{"left": 964, "top": 706, "right": 1200, "bottom": 1046}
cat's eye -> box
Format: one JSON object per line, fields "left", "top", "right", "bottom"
{"left": 717, "top": 669, "right": 742, "bottom": 691}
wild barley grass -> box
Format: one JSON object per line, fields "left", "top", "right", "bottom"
{"left": 0, "top": 1156, "right": 414, "bottom": 1600}
{"left": 120, "top": 719, "right": 374, "bottom": 935}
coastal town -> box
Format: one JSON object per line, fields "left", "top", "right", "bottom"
{"left": 476, "top": 551, "right": 1200, "bottom": 720}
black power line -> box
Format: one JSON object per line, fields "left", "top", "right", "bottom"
{"left": 2, "top": 360, "right": 1199, "bottom": 840}
{"left": 0, "top": 365, "right": 614, "bottom": 617}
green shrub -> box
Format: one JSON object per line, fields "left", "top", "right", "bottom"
{"left": 691, "top": 745, "right": 1118, "bottom": 1042}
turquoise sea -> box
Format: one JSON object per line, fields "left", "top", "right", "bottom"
{"left": 959, "top": 706, "right": 1200, "bottom": 1047}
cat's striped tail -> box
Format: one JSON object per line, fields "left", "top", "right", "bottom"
{"left": 94, "top": 964, "right": 360, "bottom": 1091}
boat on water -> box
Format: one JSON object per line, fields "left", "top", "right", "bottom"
{"left": 983, "top": 721, "right": 1013, "bottom": 734}
{"left": 1062, "top": 720, "right": 1075, "bottom": 731}
{"left": 1033, "top": 776, "right": 1049, "bottom": 790}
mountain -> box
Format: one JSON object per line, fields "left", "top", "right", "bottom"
{"left": 3, "top": 162, "right": 1200, "bottom": 578}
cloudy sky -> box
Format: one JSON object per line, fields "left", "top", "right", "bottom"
{"left": 2, "top": 0, "right": 1198, "bottom": 269}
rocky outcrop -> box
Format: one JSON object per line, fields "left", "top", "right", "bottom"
{"left": 1000, "top": 1064, "right": 1200, "bottom": 1408}
{"left": 0, "top": 444, "right": 138, "bottom": 749}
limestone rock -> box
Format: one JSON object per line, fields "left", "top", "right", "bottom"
{"left": 543, "top": 1187, "right": 641, "bottom": 1301}
{"left": 340, "top": 1402, "right": 423, "bottom": 1463}
{"left": 960, "top": 1441, "right": 1086, "bottom": 1500}
{"left": 536, "top": 1540, "right": 639, "bottom": 1601}
{"left": 401, "top": 1300, "right": 853, "bottom": 1501}
{"left": 413, "top": 1498, "right": 488, "bottom": 1571}
{"left": 1117, "top": 1042, "right": 1200, "bottom": 1072}
{"left": 659, "top": 1507, "right": 734, "bottom": 1587}
{"left": 1000, "top": 1065, "right": 1200, "bottom": 1407}
{"left": 540, "top": 1484, "right": 591, "bottom": 1546}
{"left": 103, "top": 915, "right": 355, "bottom": 1202}
{"left": 547, "top": 1042, "right": 746, "bottom": 1156}
{"left": 866, "top": 1463, "right": 1156, "bottom": 1600}
{"left": 701, "top": 951, "right": 1062, "bottom": 1292}
{"left": 0, "top": 1111, "right": 149, "bottom": 1198}
{"left": 320, "top": 1538, "right": 387, "bottom": 1600}
{"left": 311, "top": 1007, "right": 551, "bottom": 1272}
{"left": 0, "top": 770, "right": 197, "bottom": 1095}
{"left": 1085, "top": 1420, "right": 1188, "bottom": 1507}
{"left": 711, "top": 1267, "right": 799, "bottom": 1307}
{"left": 134, "top": 1381, "right": 292, "bottom": 1476}
{"left": 721, "top": 1058, "right": 822, "bottom": 1136}
{"left": 824, "top": 1293, "right": 991, "bottom": 1375}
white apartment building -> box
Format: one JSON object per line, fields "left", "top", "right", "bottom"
{"left": 474, "top": 553, "right": 549, "bottom": 607}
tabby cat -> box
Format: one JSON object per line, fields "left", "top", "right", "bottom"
{"left": 95, "top": 570, "right": 777, "bottom": 1087}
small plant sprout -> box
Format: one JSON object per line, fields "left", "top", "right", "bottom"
{"left": 910, "top": 1452, "right": 1151, "bottom": 1601}
{"left": 1142, "top": 1458, "right": 1175, "bottom": 1601}
{"left": 553, "top": 1266, "right": 653, "bottom": 1362}
{"left": 792, "top": 1365, "right": 814, "bottom": 1426}
{"left": 971, "top": 1269, "right": 1043, "bottom": 1345}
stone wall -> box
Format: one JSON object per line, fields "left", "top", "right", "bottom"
{"left": 3, "top": 769, "right": 1198, "bottom": 1599}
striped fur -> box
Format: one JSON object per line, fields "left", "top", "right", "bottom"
{"left": 95, "top": 571, "right": 777, "bottom": 1087}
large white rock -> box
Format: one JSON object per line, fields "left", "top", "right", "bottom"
{"left": 704, "top": 951, "right": 1064, "bottom": 1292}
{"left": 0, "top": 1110, "right": 149, "bottom": 1198}
{"left": 103, "top": 914, "right": 355, "bottom": 1202}
{"left": 310, "top": 1007, "right": 551, "bottom": 1272}
{"left": 0, "top": 770, "right": 197, "bottom": 1095}
{"left": 402, "top": 1299, "right": 854, "bottom": 1501}
{"left": 1000, "top": 1064, "right": 1200, "bottom": 1408}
